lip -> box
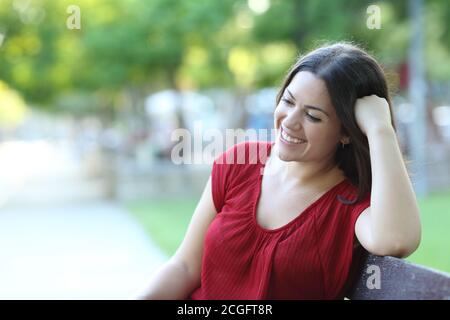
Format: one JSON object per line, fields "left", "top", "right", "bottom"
{"left": 279, "top": 127, "right": 307, "bottom": 146}
{"left": 281, "top": 126, "right": 305, "bottom": 140}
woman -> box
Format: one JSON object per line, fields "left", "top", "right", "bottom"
{"left": 136, "top": 42, "right": 422, "bottom": 300}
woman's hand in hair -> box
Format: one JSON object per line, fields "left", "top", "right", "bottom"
{"left": 354, "top": 95, "right": 392, "bottom": 136}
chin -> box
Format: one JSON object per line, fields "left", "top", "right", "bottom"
{"left": 276, "top": 148, "right": 298, "bottom": 162}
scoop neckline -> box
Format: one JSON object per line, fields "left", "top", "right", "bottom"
{"left": 252, "top": 142, "right": 348, "bottom": 234}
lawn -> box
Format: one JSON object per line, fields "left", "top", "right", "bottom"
{"left": 126, "top": 197, "right": 198, "bottom": 257}
{"left": 406, "top": 191, "right": 450, "bottom": 273}
{"left": 126, "top": 191, "right": 450, "bottom": 273}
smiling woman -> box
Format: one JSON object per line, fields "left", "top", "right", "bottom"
{"left": 135, "top": 42, "right": 422, "bottom": 300}
{"left": 274, "top": 44, "right": 397, "bottom": 204}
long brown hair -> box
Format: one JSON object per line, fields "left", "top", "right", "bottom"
{"left": 276, "top": 42, "right": 396, "bottom": 204}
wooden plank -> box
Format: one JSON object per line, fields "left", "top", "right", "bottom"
{"left": 345, "top": 253, "right": 450, "bottom": 300}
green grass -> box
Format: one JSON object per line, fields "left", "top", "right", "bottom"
{"left": 125, "top": 198, "right": 198, "bottom": 257}
{"left": 126, "top": 191, "right": 450, "bottom": 273}
{"left": 406, "top": 191, "right": 450, "bottom": 273}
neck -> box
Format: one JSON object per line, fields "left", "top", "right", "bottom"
{"left": 269, "top": 144, "right": 345, "bottom": 188}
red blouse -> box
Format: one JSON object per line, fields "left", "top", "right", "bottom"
{"left": 188, "top": 141, "right": 370, "bottom": 300}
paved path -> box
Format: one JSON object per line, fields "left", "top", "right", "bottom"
{"left": 0, "top": 139, "right": 169, "bottom": 299}
{"left": 0, "top": 202, "right": 168, "bottom": 299}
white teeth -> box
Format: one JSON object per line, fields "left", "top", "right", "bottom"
{"left": 281, "top": 129, "right": 305, "bottom": 144}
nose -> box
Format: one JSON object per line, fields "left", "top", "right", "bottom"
{"left": 283, "top": 107, "right": 303, "bottom": 131}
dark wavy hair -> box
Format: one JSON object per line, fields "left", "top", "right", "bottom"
{"left": 276, "top": 42, "right": 397, "bottom": 204}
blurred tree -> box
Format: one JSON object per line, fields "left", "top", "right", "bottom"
{"left": 0, "top": 0, "right": 449, "bottom": 114}
{"left": 0, "top": 0, "right": 235, "bottom": 105}
{"left": 0, "top": 80, "right": 27, "bottom": 128}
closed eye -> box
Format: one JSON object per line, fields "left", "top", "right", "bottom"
{"left": 281, "top": 97, "right": 321, "bottom": 122}
{"left": 305, "top": 112, "right": 321, "bottom": 122}
{"left": 281, "top": 98, "right": 294, "bottom": 106}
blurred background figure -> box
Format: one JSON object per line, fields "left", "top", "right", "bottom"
{"left": 0, "top": 0, "right": 449, "bottom": 299}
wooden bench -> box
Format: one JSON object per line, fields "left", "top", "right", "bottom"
{"left": 345, "top": 252, "right": 450, "bottom": 300}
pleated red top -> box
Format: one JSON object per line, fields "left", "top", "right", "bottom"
{"left": 188, "top": 141, "right": 370, "bottom": 300}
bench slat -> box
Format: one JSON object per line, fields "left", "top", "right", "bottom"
{"left": 346, "top": 253, "right": 450, "bottom": 300}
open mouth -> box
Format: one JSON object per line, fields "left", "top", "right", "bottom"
{"left": 280, "top": 128, "right": 307, "bottom": 145}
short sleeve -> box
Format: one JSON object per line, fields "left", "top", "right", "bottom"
{"left": 316, "top": 188, "right": 372, "bottom": 299}
{"left": 336, "top": 191, "right": 371, "bottom": 298}
{"left": 210, "top": 144, "right": 238, "bottom": 213}
{"left": 210, "top": 141, "right": 271, "bottom": 213}
{"left": 350, "top": 191, "right": 371, "bottom": 223}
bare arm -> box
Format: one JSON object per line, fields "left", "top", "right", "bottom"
{"left": 132, "top": 176, "right": 217, "bottom": 299}
{"left": 355, "top": 125, "right": 422, "bottom": 258}
{"left": 133, "top": 257, "right": 198, "bottom": 300}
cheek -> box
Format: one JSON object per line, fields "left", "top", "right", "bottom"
{"left": 273, "top": 106, "right": 283, "bottom": 129}
{"left": 304, "top": 126, "right": 321, "bottom": 140}
{"left": 306, "top": 126, "right": 339, "bottom": 145}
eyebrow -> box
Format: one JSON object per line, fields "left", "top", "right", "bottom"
{"left": 285, "top": 88, "right": 329, "bottom": 117}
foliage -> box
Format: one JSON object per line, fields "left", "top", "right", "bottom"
{"left": 0, "top": 0, "right": 449, "bottom": 112}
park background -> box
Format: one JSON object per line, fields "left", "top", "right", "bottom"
{"left": 0, "top": 0, "right": 449, "bottom": 299}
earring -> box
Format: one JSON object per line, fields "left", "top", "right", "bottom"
{"left": 341, "top": 138, "right": 350, "bottom": 149}
{"left": 341, "top": 140, "right": 350, "bottom": 149}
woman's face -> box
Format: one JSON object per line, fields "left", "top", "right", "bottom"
{"left": 274, "top": 71, "right": 347, "bottom": 164}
